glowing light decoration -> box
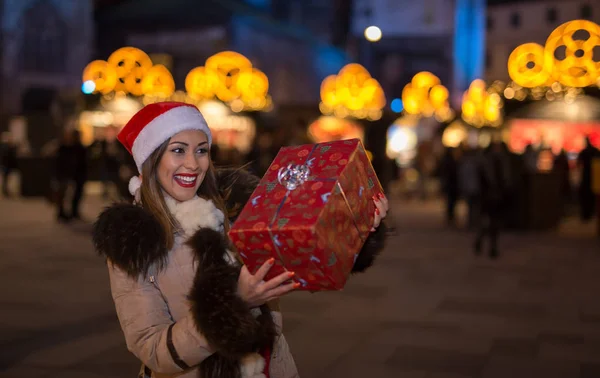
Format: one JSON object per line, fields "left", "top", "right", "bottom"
{"left": 82, "top": 47, "right": 177, "bottom": 97}
{"left": 508, "top": 20, "right": 600, "bottom": 88}
{"left": 319, "top": 63, "right": 385, "bottom": 121}
{"left": 185, "top": 67, "right": 221, "bottom": 100}
{"left": 141, "top": 65, "right": 175, "bottom": 98}
{"left": 108, "top": 47, "right": 153, "bottom": 95}
{"left": 185, "top": 51, "right": 271, "bottom": 112}
{"left": 205, "top": 51, "right": 253, "bottom": 103}
{"left": 82, "top": 60, "right": 118, "bottom": 95}
{"left": 401, "top": 72, "right": 453, "bottom": 121}
{"left": 461, "top": 79, "right": 503, "bottom": 127}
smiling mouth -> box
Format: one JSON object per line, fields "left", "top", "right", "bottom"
{"left": 174, "top": 174, "right": 198, "bottom": 188}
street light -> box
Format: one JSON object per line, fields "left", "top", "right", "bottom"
{"left": 364, "top": 26, "right": 382, "bottom": 42}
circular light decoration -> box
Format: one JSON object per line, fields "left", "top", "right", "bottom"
{"left": 319, "top": 63, "right": 385, "bottom": 120}
{"left": 461, "top": 79, "right": 503, "bottom": 127}
{"left": 107, "top": 47, "right": 153, "bottom": 95}
{"left": 205, "top": 51, "right": 253, "bottom": 103}
{"left": 185, "top": 51, "right": 270, "bottom": 111}
{"left": 507, "top": 43, "right": 552, "bottom": 88}
{"left": 401, "top": 71, "right": 451, "bottom": 120}
{"left": 141, "top": 64, "right": 175, "bottom": 97}
{"left": 235, "top": 68, "right": 269, "bottom": 105}
{"left": 545, "top": 19, "right": 600, "bottom": 87}
{"left": 508, "top": 19, "right": 600, "bottom": 88}
{"left": 185, "top": 66, "right": 221, "bottom": 100}
{"left": 82, "top": 60, "right": 118, "bottom": 94}
{"left": 364, "top": 26, "right": 382, "bottom": 42}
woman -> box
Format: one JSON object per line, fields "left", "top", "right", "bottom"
{"left": 93, "top": 102, "right": 389, "bottom": 378}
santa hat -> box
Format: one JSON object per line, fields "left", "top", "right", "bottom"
{"left": 117, "top": 101, "right": 212, "bottom": 195}
{"left": 118, "top": 101, "right": 212, "bottom": 172}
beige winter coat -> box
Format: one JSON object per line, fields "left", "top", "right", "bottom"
{"left": 100, "top": 195, "right": 299, "bottom": 378}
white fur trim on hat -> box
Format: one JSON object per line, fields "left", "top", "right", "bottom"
{"left": 128, "top": 175, "right": 142, "bottom": 196}
{"left": 131, "top": 105, "right": 212, "bottom": 172}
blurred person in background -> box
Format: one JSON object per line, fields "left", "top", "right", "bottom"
{"left": 577, "top": 136, "right": 599, "bottom": 222}
{"left": 458, "top": 144, "right": 482, "bottom": 230}
{"left": 98, "top": 125, "right": 125, "bottom": 200}
{"left": 0, "top": 132, "right": 18, "bottom": 197}
{"left": 523, "top": 143, "right": 538, "bottom": 174}
{"left": 55, "top": 129, "right": 88, "bottom": 221}
{"left": 553, "top": 148, "right": 571, "bottom": 217}
{"left": 439, "top": 147, "right": 461, "bottom": 227}
{"left": 474, "top": 141, "right": 511, "bottom": 259}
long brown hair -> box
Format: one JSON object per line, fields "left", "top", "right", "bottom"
{"left": 139, "top": 140, "right": 229, "bottom": 250}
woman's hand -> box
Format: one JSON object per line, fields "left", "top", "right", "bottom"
{"left": 371, "top": 192, "right": 389, "bottom": 231}
{"left": 238, "top": 258, "right": 299, "bottom": 308}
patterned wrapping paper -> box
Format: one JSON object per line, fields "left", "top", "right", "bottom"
{"left": 228, "top": 139, "right": 383, "bottom": 291}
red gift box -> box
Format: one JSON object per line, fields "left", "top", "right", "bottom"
{"left": 228, "top": 139, "right": 383, "bottom": 291}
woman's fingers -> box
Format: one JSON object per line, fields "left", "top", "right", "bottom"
{"left": 265, "top": 282, "right": 298, "bottom": 301}
{"left": 372, "top": 193, "right": 389, "bottom": 231}
{"left": 253, "top": 258, "right": 275, "bottom": 282}
{"left": 263, "top": 270, "right": 296, "bottom": 291}
{"left": 373, "top": 210, "right": 382, "bottom": 229}
{"left": 379, "top": 193, "right": 389, "bottom": 212}
{"left": 375, "top": 199, "right": 387, "bottom": 219}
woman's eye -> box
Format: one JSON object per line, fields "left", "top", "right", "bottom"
{"left": 171, "top": 148, "right": 185, "bottom": 154}
{"left": 196, "top": 148, "right": 208, "bottom": 155}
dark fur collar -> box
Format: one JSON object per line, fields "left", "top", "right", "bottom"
{"left": 93, "top": 168, "right": 259, "bottom": 278}
{"left": 93, "top": 166, "right": 387, "bottom": 279}
{"left": 93, "top": 203, "right": 167, "bottom": 278}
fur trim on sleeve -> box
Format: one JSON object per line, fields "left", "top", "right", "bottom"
{"left": 92, "top": 203, "right": 167, "bottom": 278}
{"left": 216, "top": 168, "right": 260, "bottom": 224}
{"left": 352, "top": 221, "right": 388, "bottom": 274}
{"left": 187, "top": 228, "right": 277, "bottom": 362}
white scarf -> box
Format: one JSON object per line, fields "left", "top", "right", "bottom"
{"left": 164, "top": 195, "right": 266, "bottom": 378}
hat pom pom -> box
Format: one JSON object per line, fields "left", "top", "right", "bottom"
{"left": 129, "top": 176, "right": 142, "bottom": 196}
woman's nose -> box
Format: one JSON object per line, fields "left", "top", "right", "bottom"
{"left": 184, "top": 152, "right": 199, "bottom": 170}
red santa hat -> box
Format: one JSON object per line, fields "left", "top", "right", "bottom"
{"left": 118, "top": 101, "right": 212, "bottom": 173}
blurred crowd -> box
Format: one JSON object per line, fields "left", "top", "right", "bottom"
{"left": 433, "top": 137, "right": 599, "bottom": 256}
{"left": 0, "top": 123, "right": 314, "bottom": 223}
{"left": 1, "top": 126, "right": 598, "bottom": 236}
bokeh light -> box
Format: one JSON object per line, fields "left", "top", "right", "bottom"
{"left": 364, "top": 26, "right": 382, "bottom": 42}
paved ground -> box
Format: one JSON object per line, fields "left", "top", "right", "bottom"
{"left": 0, "top": 194, "right": 599, "bottom": 378}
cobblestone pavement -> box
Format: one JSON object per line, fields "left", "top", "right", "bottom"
{"left": 0, "top": 195, "right": 598, "bottom": 378}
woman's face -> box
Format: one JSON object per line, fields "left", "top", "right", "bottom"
{"left": 157, "top": 129, "right": 210, "bottom": 202}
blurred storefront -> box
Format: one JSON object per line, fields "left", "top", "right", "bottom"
{"left": 506, "top": 96, "right": 600, "bottom": 156}
{"left": 78, "top": 94, "right": 142, "bottom": 146}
